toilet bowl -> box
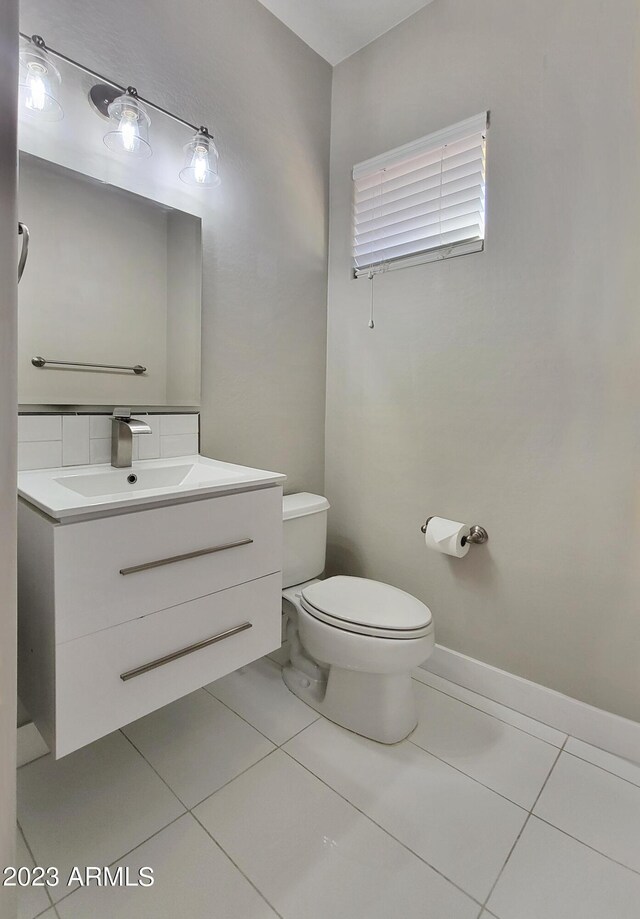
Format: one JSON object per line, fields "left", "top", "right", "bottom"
{"left": 280, "top": 494, "right": 434, "bottom": 744}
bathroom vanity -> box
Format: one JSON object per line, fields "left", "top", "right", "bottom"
{"left": 18, "top": 455, "right": 286, "bottom": 757}
{"left": 14, "top": 45, "right": 292, "bottom": 760}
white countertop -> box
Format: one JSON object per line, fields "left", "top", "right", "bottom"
{"left": 18, "top": 455, "right": 287, "bottom": 521}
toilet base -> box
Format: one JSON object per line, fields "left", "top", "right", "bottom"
{"left": 283, "top": 661, "right": 418, "bottom": 744}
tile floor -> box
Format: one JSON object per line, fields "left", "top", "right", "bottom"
{"left": 15, "top": 653, "right": 640, "bottom": 919}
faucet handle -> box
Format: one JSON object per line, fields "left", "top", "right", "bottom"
{"left": 113, "top": 407, "right": 132, "bottom": 420}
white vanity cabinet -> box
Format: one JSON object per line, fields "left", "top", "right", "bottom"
{"left": 18, "top": 485, "right": 283, "bottom": 758}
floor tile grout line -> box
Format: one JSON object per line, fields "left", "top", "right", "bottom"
{"left": 47, "top": 813, "right": 186, "bottom": 910}
{"left": 51, "top": 749, "right": 281, "bottom": 913}
{"left": 525, "top": 740, "right": 640, "bottom": 877}
{"left": 30, "top": 903, "right": 56, "bottom": 919}
{"left": 202, "top": 683, "right": 301, "bottom": 747}
{"left": 16, "top": 820, "right": 57, "bottom": 913}
{"left": 38, "top": 680, "right": 317, "bottom": 909}
{"left": 279, "top": 746, "right": 484, "bottom": 909}
{"left": 124, "top": 697, "right": 281, "bottom": 813}
{"left": 17, "top": 749, "right": 49, "bottom": 771}
{"left": 411, "top": 675, "right": 564, "bottom": 749}
{"left": 119, "top": 729, "right": 190, "bottom": 810}
{"left": 531, "top": 812, "right": 640, "bottom": 879}
{"left": 563, "top": 746, "right": 640, "bottom": 791}
{"left": 38, "top": 723, "right": 640, "bottom": 917}
{"left": 23, "top": 659, "right": 640, "bottom": 916}
{"left": 416, "top": 671, "right": 640, "bottom": 796}
{"left": 21, "top": 723, "right": 273, "bottom": 911}
{"left": 413, "top": 669, "right": 570, "bottom": 743}
{"left": 528, "top": 736, "right": 567, "bottom": 813}
{"left": 87, "top": 711, "right": 571, "bottom": 915}
{"left": 190, "top": 809, "right": 285, "bottom": 919}
{"left": 405, "top": 738, "right": 532, "bottom": 812}
{"left": 203, "top": 666, "right": 321, "bottom": 749}
{"left": 476, "top": 805, "right": 532, "bottom": 911}
{"left": 186, "top": 747, "right": 279, "bottom": 812}
{"left": 115, "top": 674, "right": 577, "bottom": 911}
{"left": 274, "top": 715, "right": 322, "bottom": 748}
{"left": 478, "top": 736, "right": 568, "bottom": 912}
{"left": 202, "top": 665, "right": 538, "bottom": 899}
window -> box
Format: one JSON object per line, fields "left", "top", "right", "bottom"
{"left": 352, "top": 112, "right": 487, "bottom": 276}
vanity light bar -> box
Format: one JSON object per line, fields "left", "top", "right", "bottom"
{"left": 19, "top": 33, "right": 203, "bottom": 133}
{"left": 19, "top": 33, "right": 220, "bottom": 186}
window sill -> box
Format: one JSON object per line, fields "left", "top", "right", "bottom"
{"left": 354, "top": 238, "right": 484, "bottom": 278}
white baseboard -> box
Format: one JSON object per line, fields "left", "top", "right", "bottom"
{"left": 17, "top": 721, "right": 49, "bottom": 768}
{"left": 422, "top": 644, "right": 640, "bottom": 765}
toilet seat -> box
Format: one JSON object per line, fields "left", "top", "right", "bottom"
{"left": 300, "top": 576, "right": 432, "bottom": 640}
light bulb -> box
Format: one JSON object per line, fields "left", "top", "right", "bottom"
{"left": 19, "top": 37, "right": 63, "bottom": 121}
{"left": 180, "top": 129, "right": 220, "bottom": 187}
{"left": 192, "top": 145, "right": 209, "bottom": 184}
{"left": 104, "top": 88, "right": 151, "bottom": 158}
{"left": 25, "top": 64, "right": 47, "bottom": 111}
{"left": 119, "top": 112, "right": 138, "bottom": 153}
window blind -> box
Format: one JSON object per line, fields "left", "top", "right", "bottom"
{"left": 352, "top": 112, "right": 487, "bottom": 276}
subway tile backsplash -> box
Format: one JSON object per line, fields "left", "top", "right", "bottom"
{"left": 160, "top": 433, "right": 199, "bottom": 458}
{"left": 17, "top": 440, "right": 62, "bottom": 471}
{"left": 159, "top": 414, "right": 199, "bottom": 436}
{"left": 17, "top": 413, "right": 199, "bottom": 471}
{"left": 17, "top": 415, "right": 62, "bottom": 443}
{"left": 62, "top": 416, "right": 90, "bottom": 466}
{"left": 88, "top": 437, "right": 112, "bottom": 465}
{"left": 138, "top": 416, "right": 161, "bottom": 460}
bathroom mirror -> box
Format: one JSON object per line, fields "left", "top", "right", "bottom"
{"left": 18, "top": 152, "right": 202, "bottom": 406}
{"left": 16, "top": 36, "right": 208, "bottom": 408}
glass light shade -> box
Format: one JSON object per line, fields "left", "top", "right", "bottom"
{"left": 18, "top": 42, "right": 63, "bottom": 121}
{"left": 179, "top": 130, "right": 220, "bottom": 187}
{"left": 104, "top": 90, "right": 152, "bottom": 158}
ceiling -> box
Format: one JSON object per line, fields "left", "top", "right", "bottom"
{"left": 256, "top": 0, "right": 435, "bottom": 66}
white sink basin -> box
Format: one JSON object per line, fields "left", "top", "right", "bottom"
{"left": 55, "top": 463, "right": 194, "bottom": 497}
{"left": 18, "top": 455, "right": 286, "bottom": 520}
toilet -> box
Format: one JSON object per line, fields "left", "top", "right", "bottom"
{"left": 281, "top": 493, "right": 434, "bottom": 744}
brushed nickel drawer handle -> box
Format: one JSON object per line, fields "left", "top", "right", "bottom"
{"left": 119, "top": 538, "right": 253, "bottom": 576}
{"left": 120, "top": 622, "right": 252, "bottom": 681}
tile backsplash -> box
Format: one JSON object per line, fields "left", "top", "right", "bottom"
{"left": 17, "top": 413, "right": 199, "bottom": 471}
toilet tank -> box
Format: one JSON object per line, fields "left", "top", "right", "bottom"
{"left": 282, "top": 493, "right": 330, "bottom": 588}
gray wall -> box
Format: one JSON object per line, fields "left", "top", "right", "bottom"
{"left": 0, "top": 0, "right": 18, "bottom": 910}
{"left": 20, "top": 0, "right": 332, "bottom": 493}
{"left": 326, "top": 0, "right": 640, "bottom": 720}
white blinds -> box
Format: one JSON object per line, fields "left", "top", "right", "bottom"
{"left": 352, "top": 113, "right": 487, "bottom": 275}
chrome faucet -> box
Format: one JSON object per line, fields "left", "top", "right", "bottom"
{"left": 111, "top": 408, "right": 152, "bottom": 468}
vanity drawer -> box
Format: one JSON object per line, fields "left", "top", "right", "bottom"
{"left": 54, "top": 486, "right": 282, "bottom": 642}
{"left": 54, "top": 573, "right": 281, "bottom": 757}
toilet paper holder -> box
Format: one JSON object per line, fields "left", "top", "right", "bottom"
{"left": 420, "top": 517, "right": 489, "bottom": 546}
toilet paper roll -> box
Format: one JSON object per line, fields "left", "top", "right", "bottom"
{"left": 424, "top": 517, "right": 470, "bottom": 558}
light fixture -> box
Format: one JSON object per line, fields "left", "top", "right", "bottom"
{"left": 103, "top": 87, "right": 152, "bottom": 158}
{"left": 18, "top": 35, "right": 63, "bottom": 121}
{"left": 179, "top": 128, "right": 220, "bottom": 187}
{"left": 21, "top": 30, "right": 220, "bottom": 186}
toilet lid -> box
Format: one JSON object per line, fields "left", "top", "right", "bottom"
{"left": 301, "top": 576, "right": 432, "bottom": 636}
